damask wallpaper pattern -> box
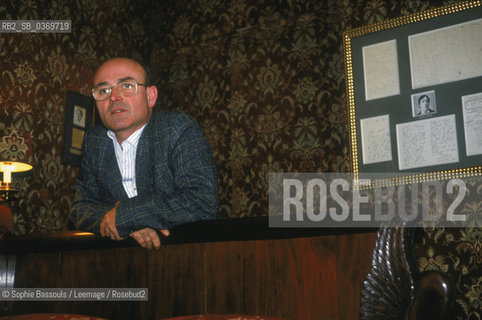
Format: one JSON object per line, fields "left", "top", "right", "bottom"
{"left": 0, "top": 0, "right": 479, "bottom": 319}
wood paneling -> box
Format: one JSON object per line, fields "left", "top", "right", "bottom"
{"left": 11, "top": 252, "right": 60, "bottom": 315}
{"left": 59, "top": 247, "right": 147, "bottom": 319}
{"left": 203, "top": 237, "right": 339, "bottom": 319}
{"left": 147, "top": 242, "right": 206, "bottom": 318}
{"left": 2, "top": 228, "right": 377, "bottom": 319}
{"left": 335, "top": 232, "right": 377, "bottom": 320}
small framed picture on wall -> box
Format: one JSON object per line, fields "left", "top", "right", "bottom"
{"left": 62, "top": 90, "right": 98, "bottom": 166}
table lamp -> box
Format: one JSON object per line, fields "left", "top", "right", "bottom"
{"left": 0, "top": 161, "right": 33, "bottom": 202}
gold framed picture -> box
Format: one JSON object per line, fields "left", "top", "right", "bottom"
{"left": 343, "top": 1, "right": 482, "bottom": 186}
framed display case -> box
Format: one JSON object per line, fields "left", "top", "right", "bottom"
{"left": 343, "top": 1, "right": 482, "bottom": 186}
{"left": 62, "top": 90, "right": 98, "bottom": 166}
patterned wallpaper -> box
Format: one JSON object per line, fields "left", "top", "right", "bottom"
{"left": 0, "top": 0, "right": 478, "bottom": 319}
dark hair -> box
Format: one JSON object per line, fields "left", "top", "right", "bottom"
{"left": 134, "top": 59, "right": 152, "bottom": 87}
{"left": 418, "top": 94, "right": 430, "bottom": 104}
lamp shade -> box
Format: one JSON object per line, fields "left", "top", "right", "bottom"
{"left": 0, "top": 160, "right": 33, "bottom": 202}
{"left": 0, "top": 161, "right": 33, "bottom": 185}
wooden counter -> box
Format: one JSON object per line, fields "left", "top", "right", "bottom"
{"left": 0, "top": 217, "right": 377, "bottom": 320}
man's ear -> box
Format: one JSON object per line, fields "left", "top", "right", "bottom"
{"left": 147, "top": 86, "right": 158, "bottom": 108}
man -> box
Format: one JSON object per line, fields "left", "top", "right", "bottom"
{"left": 415, "top": 94, "right": 435, "bottom": 116}
{"left": 71, "top": 58, "right": 219, "bottom": 249}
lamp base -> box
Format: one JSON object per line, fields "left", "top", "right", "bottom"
{"left": 0, "top": 187, "right": 18, "bottom": 202}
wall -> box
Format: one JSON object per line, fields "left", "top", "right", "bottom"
{"left": 2, "top": 0, "right": 467, "bottom": 231}
{"left": 0, "top": 0, "right": 157, "bottom": 234}
{"left": 146, "top": 0, "right": 472, "bottom": 220}
{"left": 0, "top": 1, "right": 478, "bottom": 319}
{"left": 146, "top": 3, "right": 480, "bottom": 318}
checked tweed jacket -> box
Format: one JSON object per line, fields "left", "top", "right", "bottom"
{"left": 71, "top": 108, "right": 219, "bottom": 237}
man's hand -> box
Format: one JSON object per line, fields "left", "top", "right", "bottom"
{"left": 100, "top": 201, "right": 123, "bottom": 240}
{"left": 130, "top": 228, "right": 170, "bottom": 249}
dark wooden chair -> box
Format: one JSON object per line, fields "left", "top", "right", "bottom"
{"left": 360, "top": 225, "right": 456, "bottom": 320}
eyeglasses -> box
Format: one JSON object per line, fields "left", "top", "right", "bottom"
{"left": 92, "top": 79, "right": 146, "bottom": 101}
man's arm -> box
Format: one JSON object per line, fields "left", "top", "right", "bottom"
{"left": 100, "top": 201, "right": 122, "bottom": 239}
{"left": 129, "top": 228, "right": 170, "bottom": 249}
{"left": 70, "top": 129, "right": 119, "bottom": 233}
{"left": 71, "top": 113, "right": 219, "bottom": 241}
{"left": 114, "top": 113, "right": 219, "bottom": 237}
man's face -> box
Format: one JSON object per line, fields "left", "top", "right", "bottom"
{"left": 93, "top": 58, "right": 157, "bottom": 142}
{"left": 419, "top": 96, "right": 429, "bottom": 112}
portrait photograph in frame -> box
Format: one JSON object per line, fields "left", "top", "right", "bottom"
{"left": 62, "top": 90, "right": 98, "bottom": 166}
{"left": 343, "top": 1, "right": 482, "bottom": 185}
{"left": 411, "top": 90, "right": 437, "bottom": 117}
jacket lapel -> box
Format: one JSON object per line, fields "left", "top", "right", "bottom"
{"left": 100, "top": 138, "right": 128, "bottom": 199}
{"left": 135, "top": 124, "right": 152, "bottom": 195}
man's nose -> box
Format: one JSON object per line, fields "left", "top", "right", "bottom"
{"left": 109, "top": 86, "right": 122, "bottom": 101}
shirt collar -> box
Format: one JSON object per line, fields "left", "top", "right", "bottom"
{"left": 107, "top": 124, "right": 147, "bottom": 147}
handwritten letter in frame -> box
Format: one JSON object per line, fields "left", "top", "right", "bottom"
{"left": 343, "top": 1, "right": 482, "bottom": 185}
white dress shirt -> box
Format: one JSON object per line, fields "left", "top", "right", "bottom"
{"left": 107, "top": 125, "right": 147, "bottom": 198}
